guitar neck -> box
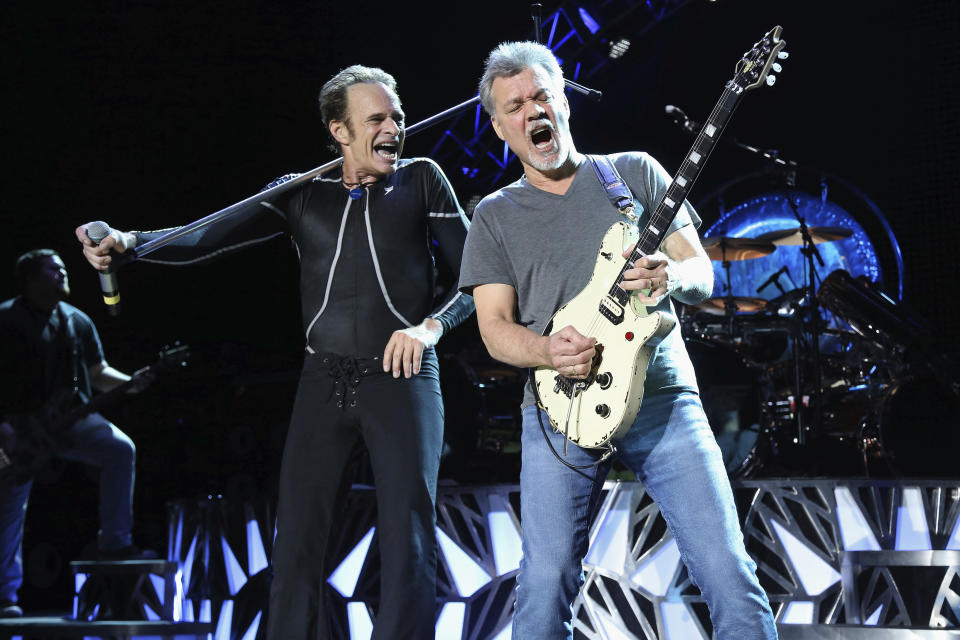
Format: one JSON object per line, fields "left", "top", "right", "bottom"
{"left": 631, "top": 83, "right": 744, "bottom": 260}
{"left": 61, "top": 377, "right": 137, "bottom": 426}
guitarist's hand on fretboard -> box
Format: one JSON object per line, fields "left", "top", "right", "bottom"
{"left": 127, "top": 366, "right": 156, "bottom": 394}
{"left": 620, "top": 246, "right": 673, "bottom": 305}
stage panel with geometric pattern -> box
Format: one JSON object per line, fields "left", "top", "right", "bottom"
{"left": 155, "top": 479, "right": 960, "bottom": 639}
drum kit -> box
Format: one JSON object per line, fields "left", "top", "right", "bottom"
{"left": 684, "top": 224, "right": 960, "bottom": 478}
{"left": 441, "top": 209, "right": 958, "bottom": 481}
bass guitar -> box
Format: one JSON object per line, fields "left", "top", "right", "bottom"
{"left": 0, "top": 343, "right": 189, "bottom": 485}
{"left": 534, "top": 26, "right": 788, "bottom": 450}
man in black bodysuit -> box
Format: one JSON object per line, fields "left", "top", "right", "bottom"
{"left": 76, "top": 65, "right": 473, "bottom": 639}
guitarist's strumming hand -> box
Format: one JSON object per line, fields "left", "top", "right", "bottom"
{"left": 620, "top": 246, "right": 674, "bottom": 305}
{"left": 548, "top": 326, "right": 596, "bottom": 380}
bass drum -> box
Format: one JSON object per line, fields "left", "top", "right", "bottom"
{"left": 685, "top": 337, "right": 770, "bottom": 477}
{"left": 875, "top": 375, "right": 960, "bottom": 477}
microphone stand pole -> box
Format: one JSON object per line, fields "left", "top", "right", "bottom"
{"left": 126, "top": 94, "right": 482, "bottom": 263}
{"left": 531, "top": 2, "right": 543, "bottom": 44}
{"left": 669, "top": 109, "right": 797, "bottom": 169}
{"left": 128, "top": 75, "right": 602, "bottom": 265}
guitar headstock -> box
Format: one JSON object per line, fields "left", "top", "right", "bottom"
{"left": 734, "top": 25, "right": 788, "bottom": 92}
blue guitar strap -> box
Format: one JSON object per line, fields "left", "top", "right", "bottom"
{"left": 586, "top": 154, "right": 639, "bottom": 224}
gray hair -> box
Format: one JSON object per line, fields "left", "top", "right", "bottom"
{"left": 318, "top": 65, "right": 399, "bottom": 148}
{"left": 478, "top": 41, "right": 564, "bottom": 116}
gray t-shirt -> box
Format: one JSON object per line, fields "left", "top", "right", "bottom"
{"left": 459, "top": 151, "right": 702, "bottom": 410}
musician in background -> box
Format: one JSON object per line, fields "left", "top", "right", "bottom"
{"left": 75, "top": 65, "right": 473, "bottom": 638}
{"left": 0, "top": 249, "right": 153, "bottom": 618}
{"left": 458, "top": 42, "right": 777, "bottom": 639}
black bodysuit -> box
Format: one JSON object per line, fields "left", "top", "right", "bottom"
{"left": 136, "top": 157, "right": 472, "bottom": 352}
{"left": 135, "top": 157, "right": 473, "bottom": 639}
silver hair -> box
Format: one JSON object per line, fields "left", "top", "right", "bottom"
{"left": 478, "top": 41, "right": 564, "bottom": 116}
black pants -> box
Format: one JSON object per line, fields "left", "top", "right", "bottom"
{"left": 266, "top": 349, "right": 443, "bottom": 640}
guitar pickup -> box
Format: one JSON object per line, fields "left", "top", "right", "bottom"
{"left": 608, "top": 284, "right": 630, "bottom": 306}
{"left": 599, "top": 297, "right": 625, "bottom": 325}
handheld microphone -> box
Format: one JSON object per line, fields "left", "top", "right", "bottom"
{"left": 84, "top": 221, "right": 121, "bottom": 316}
{"left": 664, "top": 105, "right": 697, "bottom": 133}
{"left": 757, "top": 265, "right": 789, "bottom": 294}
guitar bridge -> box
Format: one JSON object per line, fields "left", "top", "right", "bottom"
{"left": 552, "top": 346, "right": 604, "bottom": 399}
{"left": 553, "top": 375, "right": 575, "bottom": 398}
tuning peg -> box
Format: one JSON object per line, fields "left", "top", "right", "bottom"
{"left": 778, "top": 51, "right": 789, "bottom": 59}
{"left": 772, "top": 63, "right": 782, "bottom": 73}
{"left": 766, "top": 75, "right": 777, "bottom": 86}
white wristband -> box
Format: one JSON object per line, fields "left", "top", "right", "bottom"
{"left": 399, "top": 322, "right": 440, "bottom": 349}
{"left": 109, "top": 229, "right": 138, "bottom": 251}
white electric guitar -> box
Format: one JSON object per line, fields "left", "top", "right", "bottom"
{"left": 534, "top": 26, "right": 788, "bottom": 450}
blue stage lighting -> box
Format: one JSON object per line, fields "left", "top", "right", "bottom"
{"left": 578, "top": 7, "right": 600, "bottom": 33}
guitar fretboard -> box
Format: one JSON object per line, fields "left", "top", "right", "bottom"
{"left": 609, "top": 84, "right": 743, "bottom": 305}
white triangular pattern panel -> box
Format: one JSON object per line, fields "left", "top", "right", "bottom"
{"left": 770, "top": 519, "right": 841, "bottom": 596}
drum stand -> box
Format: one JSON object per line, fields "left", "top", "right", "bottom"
{"left": 783, "top": 188, "right": 825, "bottom": 446}
{"left": 716, "top": 240, "right": 739, "bottom": 337}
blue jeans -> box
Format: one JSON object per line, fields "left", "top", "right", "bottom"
{"left": 0, "top": 412, "right": 136, "bottom": 603}
{"left": 513, "top": 392, "right": 777, "bottom": 640}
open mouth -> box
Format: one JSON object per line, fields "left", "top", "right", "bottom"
{"left": 529, "top": 125, "right": 555, "bottom": 150}
{"left": 374, "top": 141, "right": 399, "bottom": 161}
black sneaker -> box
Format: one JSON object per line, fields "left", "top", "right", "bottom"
{"left": 97, "top": 545, "right": 159, "bottom": 560}
{"left": 0, "top": 599, "right": 23, "bottom": 618}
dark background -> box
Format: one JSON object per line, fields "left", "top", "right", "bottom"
{"left": 2, "top": 0, "right": 957, "bottom": 612}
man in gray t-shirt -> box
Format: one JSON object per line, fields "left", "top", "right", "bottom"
{"left": 459, "top": 42, "right": 777, "bottom": 640}
{"left": 461, "top": 150, "right": 701, "bottom": 410}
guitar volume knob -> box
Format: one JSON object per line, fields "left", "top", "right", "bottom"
{"left": 596, "top": 372, "right": 612, "bottom": 389}
{"left": 595, "top": 404, "right": 610, "bottom": 418}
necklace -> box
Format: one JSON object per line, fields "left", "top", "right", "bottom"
{"left": 342, "top": 178, "right": 369, "bottom": 200}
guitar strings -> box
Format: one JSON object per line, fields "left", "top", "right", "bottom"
{"left": 578, "top": 87, "right": 732, "bottom": 353}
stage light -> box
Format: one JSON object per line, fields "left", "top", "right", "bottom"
{"left": 487, "top": 494, "right": 522, "bottom": 575}
{"left": 578, "top": 7, "right": 600, "bottom": 34}
{"left": 609, "top": 38, "right": 631, "bottom": 59}
{"left": 865, "top": 606, "right": 883, "bottom": 625}
{"left": 834, "top": 487, "right": 880, "bottom": 551}
{"left": 347, "top": 602, "right": 374, "bottom": 639}
{"left": 435, "top": 602, "right": 466, "bottom": 638}
{"left": 585, "top": 490, "right": 631, "bottom": 573}
{"left": 246, "top": 517, "right": 268, "bottom": 576}
{"left": 781, "top": 601, "right": 815, "bottom": 625}
{"left": 437, "top": 527, "right": 492, "bottom": 596}
{"left": 660, "top": 601, "right": 706, "bottom": 639}
{"left": 630, "top": 539, "right": 680, "bottom": 597}
{"left": 220, "top": 535, "right": 247, "bottom": 596}
{"left": 895, "top": 487, "right": 932, "bottom": 551}
{"left": 465, "top": 194, "right": 483, "bottom": 217}
{"left": 328, "top": 527, "right": 376, "bottom": 598}
{"left": 770, "top": 519, "right": 841, "bottom": 596}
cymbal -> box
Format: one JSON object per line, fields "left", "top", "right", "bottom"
{"left": 702, "top": 237, "right": 776, "bottom": 261}
{"left": 693, "top": 296, "right": 768, "bottom": 315}
{"left": 755, "top": 226, "right": 853, "bottom": 246}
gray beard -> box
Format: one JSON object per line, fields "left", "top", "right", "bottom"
{"left": 526, "top": 143, "right": 567, "bottom": 172}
